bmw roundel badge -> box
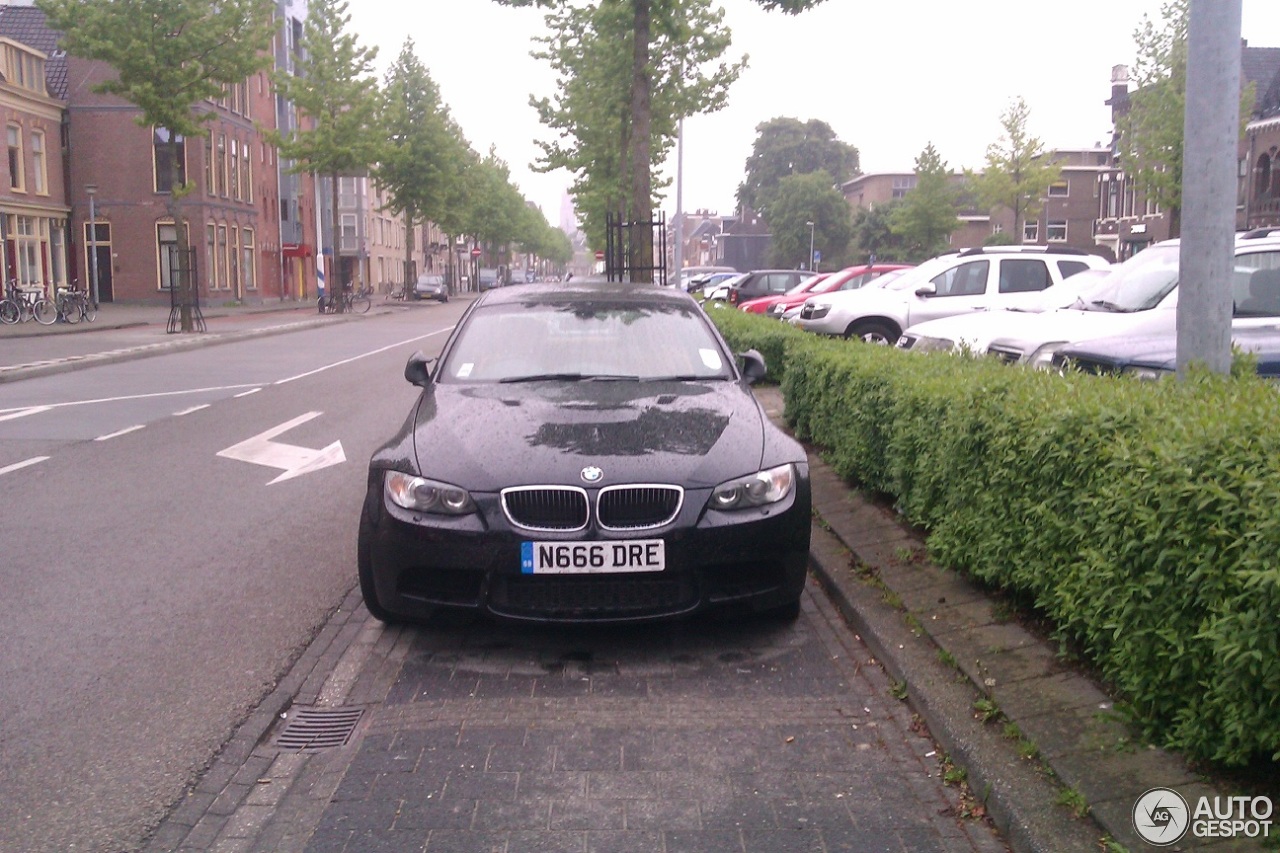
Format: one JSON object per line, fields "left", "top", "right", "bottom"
{"left": 580, "top": 466, "right": 604, "bottom": 483}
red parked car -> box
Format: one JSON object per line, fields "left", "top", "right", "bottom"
{"left": 739, "top": 264, "right": 914, "bottom": 317}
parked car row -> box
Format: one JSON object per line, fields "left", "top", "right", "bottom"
{"left": 890, "top": 229, "right": 1280, "bottom": 377}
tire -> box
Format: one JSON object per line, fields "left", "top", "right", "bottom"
{"left": 845, "top": 320, "right": 897, "bottom": 345}
{"left": 33, "top": 298, "right": 57, "bottom": 325}
{"left": 352, "top": 294, "right": 371, "bottom": 314}
{"left": 62, "top": 299, "right": 81, "bottom": 324}
{"left": 357, "top": 503, "right": 399, "bottom": 624}
{"left": 83, "top": 301, "right": 98, "bottom": 322}
{"left": 0, "top": 299, "right": 18, "bottom": 324}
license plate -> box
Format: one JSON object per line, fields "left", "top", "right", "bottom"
{"left": 521, "top": 539, "right": 665, "bottom": 574}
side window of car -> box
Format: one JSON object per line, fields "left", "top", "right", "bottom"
{"left": 1234, "top": 256, "right": 1280, "bottom": 316}
{"left": 771, "top": 274, "right": 794, "bottom": 293}
{"left": 998, "top": 259, "right": 1052, "bottom": 293}
{"left": 1057, "top": 260, "right": 1090, "bottom": 280}
{"left": 931, "top": 260, "right": 989, "bottom": 296}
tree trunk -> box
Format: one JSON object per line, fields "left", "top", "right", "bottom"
{"left": 404, "top": 214, "right": 416, "bottom": 296}
{"left": 329, "top": 170, "right": 345, "bottom": 312}
{"left": 628, "top": 0, "right": 654, "bottom": 283}
{"left": 164, "top": 136, "right": 193, "bottom": 332}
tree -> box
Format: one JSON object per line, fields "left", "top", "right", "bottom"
{"left": 528, "top": 0, "right": 744, "bottom": 271}
{"left": 760, "top": 171, "right": 852, "bottom": 270}
{"left": 379, "top": 39, "right": 466, "bottom": 290}
{"left": 38, "top": 0, "right": 275, "bottom": 332}
{"left": 738, "top": 117, "right": 860, "bottom": 217}
{"left": 269, "top": 0, "right": 382, "bottom": 312}
{"left": 967, "top": 96, "right": 1061, "bottom": 241}
{"left": 890, "top": 143, "right": 958, "bottom": 260}
{"left": 498, "top": 0, "right": 829, "bottom": 280}
{"left": 850, "top": 201, "right": 908, "bottom": 264}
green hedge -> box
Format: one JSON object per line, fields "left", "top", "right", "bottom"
{"left": 710, "top": 310, "right": 1280, "bottom": 767}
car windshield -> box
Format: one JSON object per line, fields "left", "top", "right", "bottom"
{"left": 440, "top": 298, "right": 736, "bottom": 383}
{"left": 785, "top": 275, "right": 825, "bottom": 295}
{"left": 1076, "top": 244, "right": 1180, "bottom": 312}
{"left": 879, "top": 255, "right": 960, "bottom": 292}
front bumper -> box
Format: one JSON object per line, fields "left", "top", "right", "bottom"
{"left": 359, "top": 468, "right": 811, "bottom": 624}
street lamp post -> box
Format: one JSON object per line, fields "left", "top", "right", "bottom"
{"left": 806, "top": 220, "right": 815, "bottom": 271}
{"left": 86, "top": 184, "right": 100, "bottom": 307}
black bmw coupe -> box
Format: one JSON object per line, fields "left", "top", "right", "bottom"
{"left": 358, "top": 281, "right": 811, "bottom": 624}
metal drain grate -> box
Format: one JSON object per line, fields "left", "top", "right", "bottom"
{"left": 273, "top": 706, "right": 364, "bottom": 751}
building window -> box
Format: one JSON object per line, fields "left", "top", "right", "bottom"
{"left": 50, "top": 219, "right": 66, "bottom": 288}
{"left": 204, "top": 137, "right": 214, "bottom": 196}
{"left": 158, "top": 223, "right": 182, "bottom": 290}
{"left": 241, "top": 228, "right": 256, "bottom": 290}
{"left": 1023, "top": 221, "right": 1038, "bottom": 242}
{"left": 217, "top": 224, "right": 228, "bottom": 289}
{"left": 206, "top": 224, "right": 216, "bottom": 289}
{"left": 227, "top": 226, "right": 240, "bottom": 295}
{"left": 153, "top": 128, "right": 186, "bottom": 193}
{"left": 31, "top": 131, "right": 46, "bottom": 195}
{"left": 1046, "top": 220, "right": 1067, "bottom": 242}
{"left": 241, "top": 141, "right": 252, "bottom": 202}
{"left": 217, "top": 134, "right": 228, "bottom": 198}
{"left": 1048, "top": 180, "right": 1069, "bottom": 197}
{"left": 229, "top": 139, "right": 240, "bottom": 201}
{"left": 340, "top": 213, "right": 357, "bottom": 251}
{"left": 14, "top": 215, "right": 40, "bottom": 285}
{"left": 8, "top": 124, "right": 24, "bottom": 192}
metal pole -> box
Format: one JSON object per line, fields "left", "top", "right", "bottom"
{"left": 87, "top": 184, "right": 100, "bottom": 306}
{"left": 673, "top": 116, "right": 683, "bottom": 286}
{"left": 1177, "top": 0, "right": 1241, "bottom": 377}
{"left": 806, "top": 220, "right": 815, "bottom": 271}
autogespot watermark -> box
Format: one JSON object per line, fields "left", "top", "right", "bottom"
{"left": 1133, "top": 787, "right": 1274, "bottom": 846}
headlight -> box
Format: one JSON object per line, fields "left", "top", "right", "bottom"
{"left": 807, "top": 304, "right": 831, "bottom": 319}
{"left": 1122, "top": 365, "right": 1172, "bottom": 381}
{"left": 385, "top": 471, "right": 476, "bottom": 515}
{"left": 1029, "top": 342, "right": 1068, "bottom": 371}
{"left": 710, "top": 464, "right": 795, "bottom": 510}
{"left": 769, "top": 303, "right": 786, "bottom": 316}
{"left": 904, "top": 336, "right": 955, "bottom": 353}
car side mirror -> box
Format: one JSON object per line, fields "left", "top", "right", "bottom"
{"left": 404, "top": 351, "right": 436, "bottom": 387}
{"left": 915, "top": 284, "right": 937, "bottom": 298}
{"left": 738, "top": 348, "right": 767, "bottom": 385}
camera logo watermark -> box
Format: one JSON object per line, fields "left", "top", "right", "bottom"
{"left": 1133, "top": 788, "right": 1273, "bottom": 846}
{"left": 1133, "top": 788, "right": 1189, "bottom": 846}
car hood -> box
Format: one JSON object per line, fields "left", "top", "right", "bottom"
{"left": 985, "top": 306, "right": 1176, "bottom": 354}
{"left": 408, "top": 380, "right": 768, "bottom": 491}
{"left": 902, "top": 310, "right": 1038, "bottom": 349}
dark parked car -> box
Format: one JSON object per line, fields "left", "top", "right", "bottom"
{"left": 358, "top": 281, "right": 812, "bottom": 624}
{"left": 726, "top": 269, "right": 815, "bottom": 307}
{"left": 1052, "top": 325, "right": 1280, "bottom": 379}
{"left": 413, "top": 273, "right": 448, "bottom": 302}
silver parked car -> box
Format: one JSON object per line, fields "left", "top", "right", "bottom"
{"left": 414, "top": 273, "right": 449, "bottom": 302}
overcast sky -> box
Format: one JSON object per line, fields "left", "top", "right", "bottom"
{"left": 346, "top": 0, "right": 1280, "bottom": 227}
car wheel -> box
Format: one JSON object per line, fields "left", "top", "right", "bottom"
{"left": 357, "top": 503, "right": 399, "bottom": 624}
{"left": 846, "top": 320, "right": 897, "bottom": 345}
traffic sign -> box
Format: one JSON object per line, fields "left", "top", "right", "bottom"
{"left": 594, "top": 250, "right": 605, "bottom": 260}
{"left": 471, "top": 248, "right": 481, "bottom": 257}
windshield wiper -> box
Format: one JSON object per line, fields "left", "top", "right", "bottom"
{"left": 1089, "top": 299, "right": 1133, "bottom": 313}
{"left": 498, "top": 372, "right": 640, "bottom": 383}
{"left": 645, "top": 374, "right": 726, "bottom": 381}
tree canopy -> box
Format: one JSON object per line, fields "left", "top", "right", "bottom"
{"left": 967, "top": 96, "right": 1060, "bottom": 240}
{"left": 737, "top": 117, "right": 860, "bottom": 217}
{"left": 760, "top": 171, "right": 851, "bottom": 270}
{"left": 890, "top": 143, "right": 958, "bottom": 260}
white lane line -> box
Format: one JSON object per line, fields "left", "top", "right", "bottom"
{"left": 0, "top": 406, "right": 51, "bottom": 422}
{"left": 235, "top": 388, "right": 262, "bottom": 398}
{"left": 0, "top": 384, "right": 262, "bottom": 414}
{"left": 0, "top": 456, "right": 49, "bottom": 476}
{"left": 275, "top": 328, "right": 453, "bottom": 385}
{"left": 95, "top": 425, "right": 145, "bottom": 442}
{"left": 174, "top": 404, "right": 210, "bottom": 416}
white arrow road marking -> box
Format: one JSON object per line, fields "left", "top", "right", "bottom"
{"left": 0, "top": 406, "right": 52, "bottom": 423}
{"left": 217, "top": 411, "right": 345, "bottom": 484}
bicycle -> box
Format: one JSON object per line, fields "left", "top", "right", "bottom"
{"left": 0, "top": 280, "right": 43, "bottom": 324}
{"left": 36, "top": 284, "right": 96, "bottom": 325}
{"left": 319, "top": 285, "right": 372, "bottom": 315}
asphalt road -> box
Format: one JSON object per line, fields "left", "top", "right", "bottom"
{"left": 0, "top": 306, "right": 467, "bottom": 852}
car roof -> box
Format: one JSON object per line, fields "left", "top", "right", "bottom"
{"left": 474, "top": 280, "right": 695, "bottom": 308}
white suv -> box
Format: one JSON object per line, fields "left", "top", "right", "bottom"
{"left": 982, "top": 230, "right": 1280, "bottom": 368}
{"left": 794, "top": 246, "right": 1110, "bottom": 343}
